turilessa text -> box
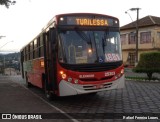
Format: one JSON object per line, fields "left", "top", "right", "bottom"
{"left": 76, "top": 18, "right": 108, "bottom": 26}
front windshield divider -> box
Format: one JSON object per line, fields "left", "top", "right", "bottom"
{"left": 58, "top": 35, "right": 67, "bottom": 63}
{"left": 92, "top": 31, "right": 99, "bottom": 63}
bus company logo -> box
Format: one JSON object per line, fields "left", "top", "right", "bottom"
{"left": 2, "top": 114, "right": 11, "bottom": 119}
{"left": 79, "top": 74, "right": 95, "bottom": 78}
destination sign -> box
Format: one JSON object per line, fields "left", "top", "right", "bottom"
{"left": 58, "top": 15, "right": 118, "bottom": 27}
{"left": 75, "top": 18, "right": 108, "bottom": 26}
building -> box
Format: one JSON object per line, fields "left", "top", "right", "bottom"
{"left": 4, "top": 68, "right": 17, "bottom": 75}
{"left": 120, "top": 15, "right": 160, "bottom": 66}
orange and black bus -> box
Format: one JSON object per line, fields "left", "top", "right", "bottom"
{"left": 20, "top": 13, "right": 124, "bottom": 99}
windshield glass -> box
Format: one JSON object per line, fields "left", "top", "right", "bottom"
{"left": 58, "top": 29, "right": 122, "bottom": 64}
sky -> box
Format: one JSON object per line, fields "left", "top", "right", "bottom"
{"left": 0, "top": 0, "right": 159, "bottom": 53}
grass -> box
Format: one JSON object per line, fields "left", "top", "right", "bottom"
{"left": 125, "top": 76, "right": 160, "bottom": 81}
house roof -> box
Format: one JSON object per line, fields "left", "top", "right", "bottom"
{"left": 120, "top": 15, "right": 160, "bottom": 30}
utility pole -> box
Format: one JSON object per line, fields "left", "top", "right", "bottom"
{"left": 129, "top": 8, "right": 141, "bottom": 66}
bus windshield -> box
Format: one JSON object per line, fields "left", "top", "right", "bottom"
{"left": 58, "top": 29, "right": 122, "bottom": 64}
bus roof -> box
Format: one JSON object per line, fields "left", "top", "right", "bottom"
{"left": 42, "top": 13, "right": 119, "bottom": 31}
{"left": 21, "top": 13, "right": 119, "bottom": 51}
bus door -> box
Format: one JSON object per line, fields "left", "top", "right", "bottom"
{"left": 44, "top": 28, "right": 58, "bottom": 95}
{"left": 20, "top": 50, "right": 24, "bottom": 78}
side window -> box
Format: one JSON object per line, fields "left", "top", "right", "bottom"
{"left": 40, "top": 35, "right": 44, "bottom": 57}
{"left": 37, "top": 37, "right": 40, "bottom": 58}
{"left": 140, "top": 32, "right": 151, "bottom": 44}
{"left": 157, "top": 32, "right": 160, "bottom": 41}
{"left": 128, "top": 33, "right": 136, "bottom": 44}
{"left": 33, "top": 39, "right": 37, "bottom": 58}
{"left": 120, "top": 34, "right": 127, "bottom": 45}
{"left": 30, "top": 42, "right": 33, "bottom": 60}
{"left": 26, "top": 45, "right": 30, "bottom": 60}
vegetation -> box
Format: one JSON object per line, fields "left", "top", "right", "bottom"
{"left": 0, "top": 52, "right": 20, "bottom": 73}
{"left": 0, "top": 0, "right": 16, "bottom": 8}
{"left": 0, "top": 52, "right": 20, "bottom": 61}
{"left": 133, "top": 52, "right": 160, "bottom": 80}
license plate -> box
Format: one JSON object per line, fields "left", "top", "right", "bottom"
{"left": 96, "top": 84, "right": 103, "bottom": 89}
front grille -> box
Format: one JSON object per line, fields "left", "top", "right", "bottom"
{"left": 83, "top": 82, "right": 112, "bottom": 91}
{"left": 80, "top": 76, "right": 114, "bottom": 82}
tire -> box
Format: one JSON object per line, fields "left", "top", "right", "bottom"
{"left": 44, "top": 85, "right": 58, "bottom": 101}
{"left": 45, "top": 90, "right": 54, "bottom": 100}
{"left": 25, "top": 72, "right": 32, "bottom": 88}
{"left": 42, "top": 74, "right": 57, "bottom": 100}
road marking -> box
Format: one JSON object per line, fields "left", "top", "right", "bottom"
{"left": 0, "top": 82, "right": 10, "bottom": 83}
{"left": 10, "top": 77, "right": 80, "bottom": 122}
{"left": 0, "top": 80, "right": 12, "bottom": 83}
{"left": 0, "top": 79, "right": 10, "bottom": 81}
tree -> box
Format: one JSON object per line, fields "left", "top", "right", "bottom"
{"left": 0, "top": 0, "right": 16, "bottom": 8}
{"left": 133, "top": 52, "right": 160, "bottom": 80}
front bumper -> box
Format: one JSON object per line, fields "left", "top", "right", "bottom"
{"left": 59, "top": 75, "right": 125, "bottom": 96}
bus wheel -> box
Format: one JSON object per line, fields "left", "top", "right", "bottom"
{"left": 45, "top": 91, "right": 54, "bottom": 100}
{"left": 44, "top": 88, "right": 58, "bottom": 100}
{"left": 43, "top": 82, "right": 56, "bottom": 100}
{"left": 25, "top": 73, "right": 32, "bottom": 88}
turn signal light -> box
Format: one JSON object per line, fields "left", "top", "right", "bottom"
{"left": 60, "top": 71, "right": 64, "bottom": 75}
{"left": 121, "top": 69, "right": 124, "bottom": 74}
{"left": 60, "top": 70, "right": 67, "bottom": 79}
{"left": 114, "top": 68, "right": 124, "bottom": 80}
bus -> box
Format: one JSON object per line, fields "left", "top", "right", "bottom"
{"left": 20, "top": 13, "right": 124, "bottom": 99}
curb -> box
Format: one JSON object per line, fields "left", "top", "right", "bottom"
{"left": 125, "top": 78, "right": 160, "bottom": 82}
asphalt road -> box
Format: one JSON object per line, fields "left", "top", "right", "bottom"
{"left": 1, "top": 75, "right": 160, "bottom": 122}
{"left": 0, "top": 75, "right": 77, "bottom": 122}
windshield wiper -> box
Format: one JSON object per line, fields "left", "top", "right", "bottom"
{"left": 75, "top": 29, "right": 93, "bottom": 52}
{"left": 75, "top": 29, "right": 91, "bottom": 44}
{"left": 102, "top": 32, "right": 108, "bottom": 53}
